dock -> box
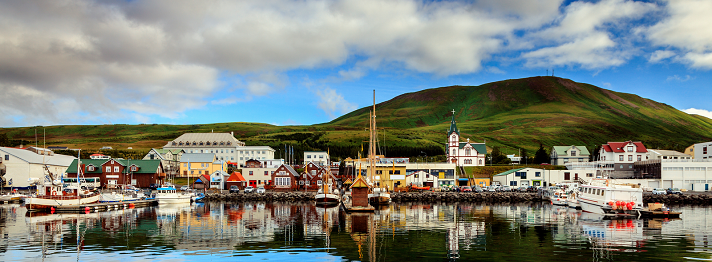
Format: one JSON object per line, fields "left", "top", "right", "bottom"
{"left": 640, "top": 210, "right": 681, "bottom": 218}
{"left": 33, "top": 199, "right": 158, "bottom": 213}
{"left": 341, "top": 203, "right": 375, "bottom": 213}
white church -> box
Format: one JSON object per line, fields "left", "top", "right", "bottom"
{"left": 447, "top": 110, "right": 487, "bottom": 166}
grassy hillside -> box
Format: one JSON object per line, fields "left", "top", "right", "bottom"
{"left": 2, "top": 76, "right": 711, "bottom": 159}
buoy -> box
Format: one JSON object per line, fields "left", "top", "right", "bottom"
{"left": 129, "top": 203, "right": 135, "bottom": 208}
{"left": 85, "top": 207, "right": 90, "bottom": 211}
{"left": 608, "top": 201, "right": 615, "bottom": 206}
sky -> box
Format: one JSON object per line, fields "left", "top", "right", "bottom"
{"left": 1, "top": 0, "right": 711, "bottom": 127}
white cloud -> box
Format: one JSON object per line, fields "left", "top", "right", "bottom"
{"left": 602, "top": 82, "right": 612, "bottom": 88}
{"left": 522, "top": 0, "right": 657, "bottom": 69}
{"left": 646, "top": 0, "right": 712, "bottom": 68}
{"left": 315, "top": 88, "right": 358, "bottom": 119}
{"left": 666, "top": 75, "right": 694, "bottom": 82}
{"left": 649, "top": 50, "right": 676, "bottom": 63}
{"left": 683, "top": 108, "right": 712, "bottom": 120}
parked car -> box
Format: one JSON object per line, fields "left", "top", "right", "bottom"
{"left": 501, "top": 186, "right": 512, "bottom": 192}
{"left": 229, "top": 185, "right": 240, "bottom": 193}
{"left": 461, "top": 186, "right": 472, "bottom": 193}
{"left": 517, "top": 186, "right": 527, "bottom": 192}
{"left": 180, "top": 185, "right": 189, "bottom": 191}
{"left": 652, "top": 188, "right": 667, "bottom": 195}
{"left": 256, "top": 187, "right": 266, "bottom": 193}
{"left": 148, "top": 183, "right": 159, "bottom": 190}
{"left": 488, "top": 186, "right": 498, "bottom": 192}
{"left": 244, "top": 186, "right": 255, "bottom": 193}
{"left": 473, "top": 186, "right": 483, "bottom": 193}
{"left": 667, "top": 188, "right": 683, "bottom": 195}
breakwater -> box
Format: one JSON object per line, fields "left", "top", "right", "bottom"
{"left": 204, "top": 192, "right": 315, "bottom": 202}
{"left": 202, "top": 191, "right": 712, "bottom": 205}
{"left": 644, "top": 194, "right": 712, "bottom": 205}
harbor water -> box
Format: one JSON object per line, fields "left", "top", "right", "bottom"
{"left": 0, "top": 201, "right": 711, "bottom": 261}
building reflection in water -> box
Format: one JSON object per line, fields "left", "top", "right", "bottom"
{"left": 4, "top": 202, "right": 712, "bottom": 260}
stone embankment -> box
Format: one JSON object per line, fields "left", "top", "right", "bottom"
{"left": 391, "top": 192, "right": 543, "bottom": 203}
{"left": 644, "top": 194, "right": 712, "bottom": 205}
{"left": 202, "top": 191, "right": 543, "bottom": 203}
{"left": 204, "top": 192, "right": 315, "bottom": 202}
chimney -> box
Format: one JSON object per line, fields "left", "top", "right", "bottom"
{"left": 231, "top": 131, "right": 234, "bottom": 136}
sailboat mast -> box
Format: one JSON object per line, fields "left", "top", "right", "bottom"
{"left": 370, "top": 90, "right": 376, "bottom": 186}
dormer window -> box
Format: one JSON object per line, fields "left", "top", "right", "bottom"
{"left": 627, "top": 146, "right": 633, "bottom": 152}
{"left": 227, "top": 142, "right": 231, "bottom": 146}
{"left": 179, "top": 142, "right": 183, "bottom": 146}
{"left": 199, "top": 142, "right": 204, "bottom": 146}
{"left": 172, "top": 142, "right": 176, "bottom": 145}
{"left": 87, "top": 165, "right": 95, "bottom": 172}
{"left": 130, "top": 166, "right": 139, "bottom": 172}
{"left": 192, "top": 142, "right": 197, "bottom": 146}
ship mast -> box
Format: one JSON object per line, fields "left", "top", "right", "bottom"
{"left": 369, "top": 90, "right": 376, "bottom": 188}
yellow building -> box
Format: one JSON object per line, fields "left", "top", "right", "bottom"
{"left": 179, "top": 153, "right": 225, "bottom": 178}
{"left": 353, "top": 156, "right": 457, "bottom": 190}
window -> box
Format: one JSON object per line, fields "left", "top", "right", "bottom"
{"left": 317, "top": 180, "right": 322, "bottom": 185}
{"left": 479, "top": 159, "right": 483, "bottom": 165}
{"left": 87, "top": 166, "right": 95, "bottom": 172}
{"left": 510, "top": 181, "right": 517, "bottom": 186}
{"left": 571, "top": 151, "right": 576, "bottom": 156}
{"left": 587, "top": 173, "right": 593, "bottom": 177}
{"left": 465, "top": 148, "right": 471, "bottom": 156}
{"left": 131, "top": 166, "right": 138, "bottom": 172}
{"left": 280, "top": 171, "right": 286, "bottom": 176}
{"left": 619, "top": 155, "right": 624, "bottom": 161}
{"left": 249, "top": 171, "right": 253, "bottom": 176}
{"left": 627, "top": 146, "right": 633, "bottom": 152}
{"left": 114, "top": 166, "right": 120, "bottom": 172}
{"left": 319, "top": 155, "right": 324, "bottom": 158}
{"left": 628, "top": 155, "right": 632, "bottom": 161}
{"left": 704, "top": 147, "right": 708, "bottom": 154}
{"left": 307, "top": 155, "right": 312, "bottom": 158}
{"left": 521, "top": 173, "right": 526, "bottom": 179}
{"left": 106, "top": 166, "right": 111, "bottom": 172}
{"left": 564, "top": 172, "right": 570, "bottom": 180}
{"left": 579, "top": 158, "right": 583, "bottom": 162}
{"left": 637, "top": 155, "right": 642, "bottom": 161}
{"left": 535, "top": 172, "right": 541, "bottom": 177}
{"left": 4, "top": 155, "right": 8, "bottom": 160}
{"left": 452, "top": 149, "right": 456, "bottom": 155}
{"left": 264, "top": 171, "right": 268, "bottom": 176}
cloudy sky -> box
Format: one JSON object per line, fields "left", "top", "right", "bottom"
{"left": 1, "top": 0, "right": 711, "bottom": 127}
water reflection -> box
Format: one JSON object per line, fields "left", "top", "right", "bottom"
{"left": 0, "top": 202, "right": 711, "bottom": 261}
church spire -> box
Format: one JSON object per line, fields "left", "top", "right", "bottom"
{"left": 448, "top": 109, "right": 459, "bottom": 136}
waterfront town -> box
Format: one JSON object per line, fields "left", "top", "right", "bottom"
{"left": 1, "top": 113, "right": 711, "bottom": 195}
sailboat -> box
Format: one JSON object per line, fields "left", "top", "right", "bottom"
{"left": 315, "top": 165, "right": 340, "bottom": 206}
{"left": 366, "top": 90, "right": 391, "bottom": 206}
{"left": 25, "top": 150, "right": 101, "bottom": 211}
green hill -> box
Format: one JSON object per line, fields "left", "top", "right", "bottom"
{"left": 2, "top": 76, "right": 711, "bottom": 159}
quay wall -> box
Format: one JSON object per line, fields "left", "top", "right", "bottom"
{"left": 202, "top": 191, "right": 712, "bottom": 205}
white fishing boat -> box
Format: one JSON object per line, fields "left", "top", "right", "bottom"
{"left": 0, "top": 191, "right": 27, "bottom": 202}
{"left": 368, "top": 187, "right": 391, "bottom": 206}
{"left": 550, "top": 188, "right": 568, "bottom": 206}
{"left": 154, "top": 186, "right": 191, "bottom": 204}
{"left": 578, "top": 178, "right": 643, "bottom": 216}
{"left": 99, "top": 190, "right": 143, "bottom": 203}
{"left": 25, "top": 151, "right": 101, "bottom": 210}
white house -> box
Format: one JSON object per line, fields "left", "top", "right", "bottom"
{"left": 242, "top": 167, "right": 278, "bottom": 188}
{"left": 599, "top": 141, "right": 648, "bottom": 178}
{"left": 550, "top": 145, "right": 590, "bottom": 165}
{"left": 303, "top": 151, "right": 329, "bottom": 166}
{"left": 446, "top": 111, "right": 486, "bottom": 166}
{"left": 209, "top": 170, "right": 230, "bottom": 190}
{"left": 647, "top": 149, "right": 692, "bottom": 160}
{"left": 405, "top": 170, "right": 439, "bottom": 188}
{"left": 492, "top": 168, "right": 596, "bottom": 188}
{"left": 0, "top": 147, "right": 76, "bottom": 189}
{"left": 692, "top": 142, "right": 712, "bottom": 160}
{"left": 163, "top": 132, "right": 275, "bottom": 168}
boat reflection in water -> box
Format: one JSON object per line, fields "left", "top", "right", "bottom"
{"left": 4, "top": 202, "right": 712, "bottom": 261}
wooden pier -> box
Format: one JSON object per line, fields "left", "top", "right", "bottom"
{"left": 36, "top": 199, "right": 158, "bottom": 213}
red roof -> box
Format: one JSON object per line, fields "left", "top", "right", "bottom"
{"left": 90, "top": 153, "right": 106, "bottom": 156}
{"left": 602, "top": 141, "right": 647, "bottom": 153}
{"left": 226, "top": 172, "right": 246, "bottom": 182}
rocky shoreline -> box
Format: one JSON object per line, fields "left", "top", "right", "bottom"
{"left": 202, "top": 191, "right": 712, "bottom": 205}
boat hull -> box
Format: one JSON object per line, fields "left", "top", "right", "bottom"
{"left": 368, "top": 194, "right": 391, "bottom": 205}
{"left": 26, "top": 195, "right": 101, "bottom": 210}
{"left": 156, "top": 195, "right": 191, "bottom": 204}
{"left": 315, "top": 193, "right": 340, "bottom": 206}
{"left": 551, "top": 197, "right": 568, "bottom": 206}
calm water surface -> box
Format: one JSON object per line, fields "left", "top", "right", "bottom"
{"left": 0, "top": 201, "right": 710, "bottom": 261}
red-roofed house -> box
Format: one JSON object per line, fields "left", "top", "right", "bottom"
{"left": 599, "top": 141, "right": 648, "bottom": 178}
{"left": 225, "top": 172, "right": 247, "bottom": 190}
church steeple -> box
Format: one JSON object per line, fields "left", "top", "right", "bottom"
{"left": 448, "top": 109, "right": 459, "bottom": 136}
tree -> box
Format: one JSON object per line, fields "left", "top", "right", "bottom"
{"left": 520, "top": 148, "right": 530, "bottom": 165}
{"left": 490, "top": 146, "right": 511, "bottom": 165}
{"left": 534, "top": 144, "right": 550, "bottom": 164}
{"left": 0, "top": 133, "right": 10, "bottom": 147}
{"left": 590, "top": 145, "right": 601, "bottom": 161}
